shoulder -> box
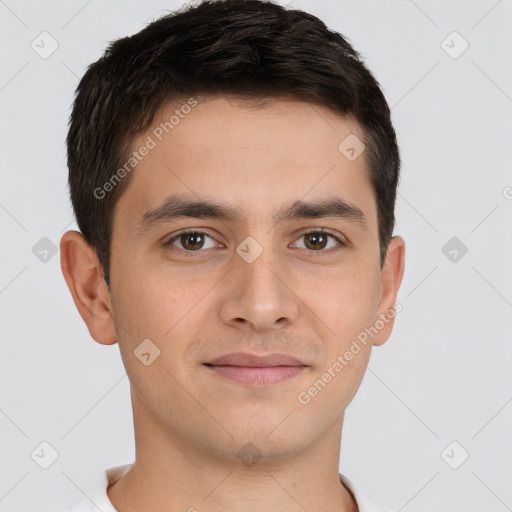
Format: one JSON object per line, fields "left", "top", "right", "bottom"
{"left": 60, "top": 498, "right": 96, "bottom": 512}
{"left": 339, "top": 473, "right": 392, "bottom": 512}
{"left": 61, "top": 464, "right": 132, "bottom": 512}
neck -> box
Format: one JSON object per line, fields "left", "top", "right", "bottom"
{"left": 108, "top": 391, "right": 358, "bottom": 512}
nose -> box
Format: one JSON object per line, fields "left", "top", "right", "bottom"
{"left": 219, "top": 242, "right": 300, "bottom": 332}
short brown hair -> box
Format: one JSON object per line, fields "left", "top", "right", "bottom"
{"left": 66, "top": 0, "right": 400, "bottom": 287}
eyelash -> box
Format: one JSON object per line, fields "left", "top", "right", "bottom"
{"left": 164, "top": 228, "right": 347, "bottom": 256}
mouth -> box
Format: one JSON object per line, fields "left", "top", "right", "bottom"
{"left": 203, "top": 352, "right": 308, "bottom": 386}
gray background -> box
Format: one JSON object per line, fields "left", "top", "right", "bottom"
{"left": 1, "top": 0, "right": 511, "bottom": 511}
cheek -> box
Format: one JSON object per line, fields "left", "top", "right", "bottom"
{"left": 111, "top": 258, "right": 191, "bottom": 335}
{"left": 297, "top": 341, "right": 371, "bottom": 417}
{"left": 310, "top": 266, "right": 381, "bottom": 334}
{"left": 305, "top": 267, "right": 380, "bottom": 398}
{"left": 110, "top": 267, "right": 211, "bottom": 381}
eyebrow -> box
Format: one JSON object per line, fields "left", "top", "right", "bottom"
{"left": 134, "top": 193, "right": 367, "bottom": 234}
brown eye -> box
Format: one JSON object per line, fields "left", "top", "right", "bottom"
{"left": 293, "top": 229, "right": 345, "bottom": 254}
{"left": 180, "top": 232, "right": 205, "bottom": 250}
{"left": 166, "top": 230, "right": 218, "bottom": 251}
{"left": 303, "top": 231, "right": 329, "bottom": 250}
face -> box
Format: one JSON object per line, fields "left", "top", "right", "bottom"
{"left": 63, "top": 95, "right": 405, "bottom": 464}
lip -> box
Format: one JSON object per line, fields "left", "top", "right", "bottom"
{"left": 204, "top": 352, "right": 308, "bottom": 386}
{"left": 206, "top": 352, "right": 306, "bottom": 367}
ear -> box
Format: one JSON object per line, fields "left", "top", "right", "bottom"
{"left": 60, "top": 230, "right": 117, "bottom": 345}
{"left": 372, "top": 235, "right": 405, "bottom": 347}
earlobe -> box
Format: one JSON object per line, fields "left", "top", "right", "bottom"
{"left": 60, "top": 230, "right": 117, "bottom": 345}
{"left": 372, "top": 235, "right": 406, "bottom": 347}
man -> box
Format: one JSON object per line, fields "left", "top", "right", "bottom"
{"left": 60, "top": 0, "right": 405, "bottom": 510}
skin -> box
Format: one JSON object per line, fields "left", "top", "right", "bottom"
{"left": 60, "top": 95, "right": 405, "bottom": 512}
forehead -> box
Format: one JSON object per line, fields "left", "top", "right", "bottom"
{"left": 150, "top": 94, "right": 365, "bottom": 158}
{"left": 113, "top": 95, "right": 376, "bottom": 231}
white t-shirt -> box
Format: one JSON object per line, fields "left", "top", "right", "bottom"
{"left": 64, "top": 464, "right": 389, "bottom": 512}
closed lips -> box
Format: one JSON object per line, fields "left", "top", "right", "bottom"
{"left": 204, "top": 352, "right": 307, "bottom": 367}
